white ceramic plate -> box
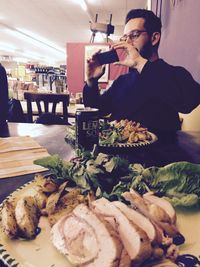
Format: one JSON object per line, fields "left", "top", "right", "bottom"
{"left": 0, "top": 181, "right": 73, "bottom": 267}
{"left": 0, "top": 182, "right": 199, "bottom": 267}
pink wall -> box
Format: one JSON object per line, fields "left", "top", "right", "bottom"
{"left": 66, "top": 43, "right": 128, "bottom": 94}
{"left": 66, "top": 43, "right": 84, "bottom": 94}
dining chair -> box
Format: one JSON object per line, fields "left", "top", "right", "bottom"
{"left": 24, "top": 91, "right": 70, "bottom": 124}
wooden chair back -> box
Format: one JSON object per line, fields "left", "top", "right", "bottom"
{"left": 24, "top": 92, "right": 69, "bottom": 123}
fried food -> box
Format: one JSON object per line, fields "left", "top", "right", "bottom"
{"left": 45, "top": 181, "right": 68, "bottom": 214}
{"left": 15, "top": 196, "right": 40, "bottom": 239}
{"left": 100, "top": 119, "right": 153, "bottom": 145}
{"left": 1, "top": 200, "right": 18, "bottom": 238}
{"left": 34, "top": 174, "right": 59, "bottom": 193}
{"left": 47, "top": 188, "right": 90, "bottom": 226}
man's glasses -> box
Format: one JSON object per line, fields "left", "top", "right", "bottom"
{"left": 120, "top": 30, "right": 148, "bottom": 42}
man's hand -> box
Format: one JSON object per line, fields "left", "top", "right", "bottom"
{"left": 86, "top": 50, "right": 105, "bottom": 87}
{"left": 111, "top": 42, "right": 147, "bottom": 73}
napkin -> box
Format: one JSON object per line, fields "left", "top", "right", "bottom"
{"left": 0, "top": 136, "right": 50, "bottom": 179}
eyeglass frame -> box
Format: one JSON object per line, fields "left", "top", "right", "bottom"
{"left": 120, "top": 30, "right": 148, "bottom": 42}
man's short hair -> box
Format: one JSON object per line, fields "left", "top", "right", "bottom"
{"left": 125, "top": 9, "right": 162, "bottom": 35}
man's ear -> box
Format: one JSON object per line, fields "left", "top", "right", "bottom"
{"left": 151, "top": 32, "right": 161, "bottom": 46}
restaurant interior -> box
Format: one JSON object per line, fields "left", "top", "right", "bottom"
{"left": 0, "top": 1, "right": 200, "bottom": 267}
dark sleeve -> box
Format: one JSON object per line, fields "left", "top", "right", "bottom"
{"left": 140, "top": 61, "right": 200, "bottom": 113}
{"left": 83, "top": 78, "right": 122, "bottom": 116}
{"left": 83, "top": 80, "right": 99, "bottom": 108}
{"left": 0, "top": 65, "right": 8, "bottom": 122}
{"left": 172, "top": 67, "right": 200, "bottom": 113}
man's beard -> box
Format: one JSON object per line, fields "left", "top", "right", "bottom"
{"left": 139, "top": 40, "right": 153, "bottom": 60}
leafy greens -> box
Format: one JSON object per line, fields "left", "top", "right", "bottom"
{"left": 34, "top": 153, "right": 200, "bottom": 208}
{"left": 34, "top": 152, "right": 130, "bottom": 195}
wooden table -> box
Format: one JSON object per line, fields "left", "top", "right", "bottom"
{"left": 0, "top": 123, "right": 76, "bottom": 203}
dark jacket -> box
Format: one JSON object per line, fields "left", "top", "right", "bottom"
{"left": 0, "top": 64, "right": 8, "bottom": 124}
{"left": 83, "top": 59, "right": 200, "bottom": 133}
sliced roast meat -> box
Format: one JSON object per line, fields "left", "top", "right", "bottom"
{"left": 122, "top": 190, "right": 165, "bottom": 242}
{"left": 51, "top": 204, "right": 122, "bottom": 267}
{"left": 123, "top": 189, "right": 171, "bottom": 223}
{"left": 91, "top": 197, "right": 152, "bottom": 266}
{"left": 122, "top": 190, "right": 179, "bottom": 238}
{"left": 113, "top": 201, "right": 157, "bottom": 243}
{"left": 51, "top": 213, "right": 97, "bottom": 265}
{"left": 143, "top": 192, "right": 176, "bottom": 224}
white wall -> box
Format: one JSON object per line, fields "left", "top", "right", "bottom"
{"left": 180, "top": 106, "right": 200, "bottom": 131}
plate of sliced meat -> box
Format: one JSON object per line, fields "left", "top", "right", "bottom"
{"left": 0, "top": 176, "right": 200, "bottom": 267}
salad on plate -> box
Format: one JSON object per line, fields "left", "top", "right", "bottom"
{"left": 66, "top": 119, "right": 157, "bottom": 147}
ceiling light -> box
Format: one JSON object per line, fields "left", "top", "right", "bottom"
{"left": 5, "top": 28, "right": 65, "bottom": 57}
{"left": 17, "top": 28, "right": 65, "bottom": 54}
{"left": 4, "top": 32, "right": 65, "bottom": 61}
{"left": 1, "top": 23, "right": 66, "bottom": 64}
{"left": 5, "top": 27, "right": 65, "bottom": 57}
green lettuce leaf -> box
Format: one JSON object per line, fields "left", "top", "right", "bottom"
{"left": 135, "top": 161, "right": 200, "bottom": 207}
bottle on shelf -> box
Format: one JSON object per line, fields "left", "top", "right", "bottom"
{"left": 70, "top": 93, "right": 76, "bottom": 106}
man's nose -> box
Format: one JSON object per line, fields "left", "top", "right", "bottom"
{"left": 126, "top": 36, "right": 133, "bottom": 44}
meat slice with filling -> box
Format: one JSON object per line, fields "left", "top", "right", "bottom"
{"left": 51, "top": 204, "right": 122, "bottom": 267}
{"left": 91, "top": 197, "right": 152, "bottom": 266}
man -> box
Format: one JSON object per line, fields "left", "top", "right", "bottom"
{"left": 83, "top": 9, "right": 200, "bottom": 134}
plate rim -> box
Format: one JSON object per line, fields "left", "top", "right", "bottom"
{"left": 0, "top": 180, "right": 34, "bottom": 267}
{"left": 99, "top": 131, "right": 158, "bottom": 148}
